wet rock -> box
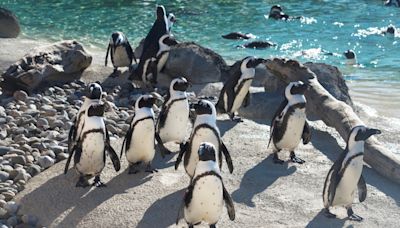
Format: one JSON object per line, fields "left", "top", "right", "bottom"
{"left": 0, "top": 7, "right": 20, "bottom": 38}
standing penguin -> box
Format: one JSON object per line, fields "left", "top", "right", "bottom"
{"left": 344, "top": 50, "right": 357, "bottom": 65}
{"left": 323, "top": 125, "right": 381, "bottom": 221}
{"left": 105, "top": 32, "right": 136, "bottom": 77}
{"left": 120, "top": 94, "right": 159, "bottom": 174}
{"left": 156, "top": 77, "right": 191, "bottom": 157}
{"left": 65, "top": 82, "right": 120, "bottom": 187}
{"left": 216, "top": 56, "right": 265, "bottom": 122}
{"left": 176, "top": 142, "right": 235, "bottom": 228}
{"left": 268, "top": 81, "right": 311, "bottom": 164}
{"left": 130, "top": 5, "right": 169, "bottom": 82}
{"left": 175, "top": 99, "right": 234, "bottom": 177}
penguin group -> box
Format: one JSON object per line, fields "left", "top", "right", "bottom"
{"left": 62, "top": 4, "right": 385, "bottom": 227}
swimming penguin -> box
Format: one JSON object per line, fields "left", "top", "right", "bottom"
{"left": 323, "top": 125, "right": 381, "bottom": 221}
{"left": 268, "top": 81, "right": 311, "bottom": 164}
{"left": 130, "top": 5, "right": 169, "bottom": 82}
{"left": 221, "top": 32, "right": 254, "bottom": 40}
{"left": 344, "top": 50, "right": 357, "bottom": 65}
{"left": 156, "top": 77, "right": 191, "bottom": 157}
{"left": 175, "top": 99, "right": 234, "bottom": 177}
{"left": 105, "top": 32, "right": 136, "bottom": 77}
{"left": 385, "top": 0, "right": 400, "bottom": 7}
{"left": 120, "top": 94, "right": 159, "bottom": 174}
{"left": 167, "top": 13, "right": 176, "bottom": 32}
{"left": 216, "top": 56, "right": 265, "bottom": 122}
{"left": 64, "top": 82, "right": 121, "bottom": 187}
{"left": 238, "top": 41, "right": 276, "bottom": 49}
{"left": 267, "top": 5, "right": 302, "bottom": 20}
{"left": 384, "top": 25, "right": 396, "bottom": 36}
{"left": 176, "top": 142, "right": 235, "bottom": 228}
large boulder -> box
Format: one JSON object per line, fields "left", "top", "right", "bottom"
{"left": 0, "top": 8, "right": 20, "bottom": 38}
{"left": 162, "top": 42, "right": 229, "bottom": 84}
{"left": 1, "top": 40, "right": 92, "bottom": 94}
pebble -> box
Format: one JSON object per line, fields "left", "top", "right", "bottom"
{"left": 37, "top": 156, "right": 54, "bottom": 169}
{"left": 4, "top": 201, "right": 19, "bottom": 215}
{"left": 0, "top": 147, "right": 11, "bottom": 156}
{"left": 2, "top": 191, "right": 15, "bottom": 201}
{"left": 26, "top": 164, "right": 41, "bottom": 177}
{"left": 13, "top": 90, "right": 28, "bottom": 102}
{"left": 7, "top": 216, "right": 18, "bottom": 227}
{"left": 0, "top": 208, "right": 7, "bottom": 220}
{"left": 10, "top": 155, "right": 26, "bottom": 166}
{"left": 14, "top": 170, "right": 31, "bottom": 182}
{"left": 0, "top": 172, "right": 9, "bottom": 182}
{"left": 36, "top": 118, "right": 49, "bottom": 129}
{"left": 56, "top": 153, "right": 69, "bottom": 162}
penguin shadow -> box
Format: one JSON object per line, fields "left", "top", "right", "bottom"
{"left": 137, "top": 188, "right": 185, "bottom": 228}
{"left": 306, "top": 208, "right": 347, "bottom": 228}
{"left": 19, "top": 169, "right": 151, "bottom": 227}
{"left": 311, "top": 128, "right": 400, "bottom": 207}
{"left": 217, "top": 119, "right": 241, "bottom": 136}
{"left": 152, "top": 148, "right": 177, "bottom": 170}
{"left": 231, "top": 153, "right": 297, "bottom": 207}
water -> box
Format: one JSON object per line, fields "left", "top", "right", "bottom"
{"left": 2, "top": 0, "right": 400, "bottom": 117}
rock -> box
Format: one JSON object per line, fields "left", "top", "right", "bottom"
{"left": 4, "top": 201, "right": 19, "bottom": 215}
{"left": 162, "top": 42, "right": 229, "bottom": 84}
{"left": 37, "top": 156, "right": 54, "bottom": 169}
{"left": 21, "top": 214, "right": 38, "bottom": 226}
{"left": 0, "top": 8, "right": 20, "bottom": 38}
{"left": 0, "top": 208, "right": 7, "bottom": 219}
{"left": 1, "top": 40, "right": 92, "bottom": 93}
{"left": 26, "top": 164, "right": 41, "bottom": 177}
{"left": 0, "top": 147, "right": 11, "bottom": 156}
{"left": 36, "top": 118, "right": 49, "bottom": 129}
{"left": 6, "top": 216, "right": 18, "bottom": 227}
{"left": 2, "top": 191, "right": 15, "bottom": 201}
{"left": 10, "top": 155, "right": 26, "bottom": 166}
{"left": 14, "top": 170, "right": 31, "bottom": 182}
{"left": 56, "top": 153, "right": 69, "bottom": 162}
{"left": 0, "top": 171, "right": 9, "bottom": 182}
{"left": 13, "top": 90, "right": 28, "bottom": 101}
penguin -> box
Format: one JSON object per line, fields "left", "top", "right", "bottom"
{"left": 130, "top": 5, "right": 169, "bottom": 82}
{"left": 175, "top": 99, "right": 234, "bottom": 178}
{"left": 267, "top": 5, "right": 302, "bottom": 20}
{"left": 216, "top": 56, "right": 265, "bottom": 122}
{"left": 167, "top": 13, "right": 176, "bottom": 32}
{"left": 323, "top": 125, "right": 381, "bottom": 221}
{"left": 156, "top": 77, "right": 191, "bottom": 157}
{"left": 64, "top": 82, "right": 120, "bottom": 187}
{"left": 176, "top": 142, "right": 235, "bottom": 228}
{"left": 385, "top": 0, "right": 400, "bottom": 7}
{"left": 105, "top": 32, "right": 136, "bottom": 77}
{"left": 120, "top": 94, "right": 159, "bottom": 174}
{"left": 268, "top": 81, "right": 311, "bottom": 164}
{"left": 344, "top": 50, "right": 357, "bottom": 65}
{"left": 238, "top": 41, "right": 276, "bottom": 49}
{"left": 221, "top": 32, "right": 254, "bottom": 40}
{"left": 383, "top": 25, "right": 396, "bottom": 36}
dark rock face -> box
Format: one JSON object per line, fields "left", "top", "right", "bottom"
{"left": 1, "top": 40, "right": 92, "bottom": 94}
{"left": 162, "top": 42, "right": 229, "bottom": 84}
{"left": 0, "top": 8, "right": 20, "bottom": 38}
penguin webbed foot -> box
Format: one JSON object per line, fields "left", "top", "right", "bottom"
{"left": 159, "top": 146, "right": 173, "bottom": 158}
{"left": 145, "top": 164, "right": 158, "bottom": 173}
{"left": 76, "top": 176, "right": 90, "bottom": 188}
{"left": 290, "top": 151, "right": 305, "bottom": 164}
{"left": 110, "top": 68, "right": 120, "bottom": 78}
{"left": 347, "top": 207, "right": 363, "bottom": 221}
{"left": 92, "top": 176, "right": 107, "bottom": 187}
{"left": 229, "top": 113, "right": 243, "bottom": 122}
{"left": 128, "top": 162, "right": 140, "bottom": 174}
{"left": 324, "top": 208, "right": 336, "bottom": 218}
{"left": 273, "top": 153, "right": 285, "bottom": 164}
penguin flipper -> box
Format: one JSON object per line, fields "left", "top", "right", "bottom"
{"left": 121, "top": 115, "right": 135, "bottom": 158}
{"left": 243, "top": 91, "right": 251, "bottom": 108}
{"left": 357, "top": 175, "right": 367, "bottom": 202}
{"left": 268, "top": 99, "right": 288, "bottom": 148}
{"left": 67, "top": 124, "right": 76, "bottom": 154}
{"left": 221, "top": 141, "right": 234, "bottom": 173}
{"left": 216, "top": 87, "right": 226, "bottom": 114}
{"left": 105, "top": 129, "right": 121, "bottom": 172}
{"left": 126, "top": 41, "right": 136, "bottom": 64}
{"left": 105, "top": 44, "right": 111, "bottom": 66}
{"left": 327, "top": 152, "right": 346, "bottom": 205}
{"left": 302, "top": 120, "right": 311, "bottom": 144}
{"left": 64, "top": 145, "right": 75, "bottom": 174}
{"left": 175, "top": 142, "right": 188, "bottom": 170}
{"left": 222, "top": 184, "right": 236, "bottom": 221}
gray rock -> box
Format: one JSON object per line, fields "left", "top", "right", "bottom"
{"left": 26, "top": 164, "right": 41, "bottom": 177}
{"left": 1, "top": 40, "right": 92, "bottom": 93}
{"left": 13, "top": 90, "right": 28, "bottom": 101}
{"left": 0, "top": 147, "right": 11, "bottom": 156}
{"left": 14, "top": 170, "right": 31, "bottom": 182}
{"left": 49, "top": 145, "right": 66, "bottom": 154}
{"left": 0, "top": 171, "right": 9, "bottom": 182}
{"left": 8, "top": 149, "right": 24, "bottom": 156}
{"left": 21, "top": 214, "right": 38, "bottom": 226}
{"left": 36, "top": 118, "right": 49, "bottom": 129}
{"left": 9, "top": 155, "right": 26, "bottom": 166}
{"left": 6, "top": 216, "right": 18, "bottom": 227}
{"left": 0, "top": 7, "right": 20, "bottom": 38}
{"left": 0, "top": 208, "right": 7, "bottom": 220}
{"left": 2, "top": 191, "right": 15, "bottom": 201}
{"left": 37, "top": 156, "right": 54, "bottom": 169}
{"left": 4, "top": 201, "right": 19, "bottom": 215}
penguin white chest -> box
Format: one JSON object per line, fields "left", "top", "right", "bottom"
{"left": 158, "top": 100, "right": 189, "bottom": 143}
{"left": 231, "top": 79, "right": 252, "bottom": 113}
{"left": 157, "top": 52, "right": 169, "bottom": 72}
{"left": 184, "top": 175, "right": 224, "bottom": 225}
{"left": 113, "top": 46, "right": 131, "bottom": 67}
{"left": 186, "top": 129, "right": 220, "bottom": 177}
{"left": 276, "top": 108, "right": 306, "bottom": 150}
{"left": 333, "top": 156, "right": 364, "bottom": 206}
{"left": 126, "top": 119, "right": 155, "bottom": 163}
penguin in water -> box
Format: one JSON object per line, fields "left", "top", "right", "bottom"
{"left": 221, "top": 32, "right": 254, "bottom": 40}
{"left": 176, "top": 142, "right": 235, "bottom": 228}
{"left": 130, "top": 5, "right": 169, "bottom": 82}
{"left": 216, "top": 56, "right": 265, "bottom": 122}
{"left": 383, "top": 25, "right": 396, "bottom": 36}
{"left": 120, "top": 94, "right": 159, "bottom": 174}
{"left": 156, "top": 77, "right": 191, "bottom": 157}
{"left": 175, "top": 99, "right": 234, "bottom": 177}
{"left": 105, "top": 32, "right": 136, "bottom": 77}
{"left": 385, "top": 0, "right": 400, "bottom": 7}
{"left": 65, "top": 82, "right": 121, "bottom": 187}
{"left": 238, "top": 41, "right": 276, "bottom": 49}
{"left": 268, "top": 81, "right": 311, "bottom": 164}
{"left": 323, "top": 125, "right": 381, "bottom": 221}
{"left": 167, "top": 13, "right": 176, "bottom": 32}
{"left": 344, "top": 50, "right": 357, "bottom": 65}
{"left": 267, "top": 5, "right": 302, "bottom": 20}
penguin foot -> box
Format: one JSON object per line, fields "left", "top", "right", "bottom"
{"left": 93, "top": 176, "right": 106, "bottom": 187}
{"left": 347, "top": 208, "right": 363, "bottom": 221}
{"left": 145, "top": 165, "right": 158, "bottom": 173}
{"left": 229, "top": 113, "right": 243, "bottom": 122}
{"left": 273, "top": 154, "right": 285, "bottom": 164}
{"left": 128, "top": 163, "right": 140, "bottom": 174}
{"left": 209, "top": 224, "right": 216, "bottom": 228}
{"left": 75, "top": 177, "right": 90, "bottom": 188}
{"left": 110, "top": 68, "right": 119, "bottom": 78}
{"left": 324, "top": 208, "right": 336, "bottom": 218}
{"left": 290, "top": 152, "right": 305, "bottom": 164}
{"left": 159, "top": 147, "right": 173, "bottom": 158}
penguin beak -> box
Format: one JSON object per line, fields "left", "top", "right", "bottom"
{"left": 248, "top": 58, "right": 265, "bottom": 68}
{"left": 356, "top": 128, "right": 382, "bottom": 141}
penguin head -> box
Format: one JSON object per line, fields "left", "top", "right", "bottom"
{"left": 198, "top": 142, "right": 217, "bottom": 162}
{"left": 136, "top": 94, "right": 157, "bottom": 109}
{"left": 344, "top": 50, "right": 356, "bottom": 60}
{"left": 285, "top": 81, "right": 308, "bottom": 99}
{"left": 171, "top": 77, "right": 191, "bottom": 92}
{"left": 386, "top": 25, "right": 395, "bottom": 35}
{"left": 159, "top": 34, "right": 178, "bottom": 47}
{"left": 110, "top": 32, "right": 125, "bottom": 46}
{"left": 156, "top": 5, "right": 168, "bottom": 33}
{"left": 270, "top": 5, "right": 283, "bottom": 14}
{"left": 347, "top": 125, "right": 381, "bottom": 150}
{"left": 167, "top": 13, "right": 176, "bottom": 31}
{"left": 193, "top": 99, "right": 216, "bottom": 116}
{"left": 244, "top": 56, "right": 265, "bottom": 68}
{"left": 86, "top": 82, "right": 103, "bottom": 100}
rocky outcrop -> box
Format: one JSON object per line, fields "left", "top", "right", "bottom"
{"left": 162, "top": 42, "right": 229, "bottom": 84}
{"left": 0, "top": 8, "right": 20, "bottom": 38}
{"left": 1, "top": 40, "right": 92, "bottom": 94}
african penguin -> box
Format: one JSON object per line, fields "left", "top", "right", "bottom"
{"left": 384, "top": 25, "right": 396, "bottom": 36}
{"left": 385, "top": 0, "right": 400, "bottom": 7}
{"left": 323, "top": 125, "right": 381, "bottom": 221}
{"left": 221, "top": 32, "right": 254, "bottom": 40}
{"left": 268, "top": 5, "right": 301, "bottom": 20}
{"left": 130, "top": 5, "right": 169, "bottom": 82}
{"left": 156, "top": 77, "right": 191, "bottom": 157}
{"left": 238, "top": 41, "right": 276, "bottom": 49}
{"left": 176, "top": 142, "right": 235, "bottom": 228}
{"left": 344, "top": 50, "right": 357, "bottom": 65}
{"left": 167, "top": 13, "right": 176, "bottom": 32}
{"left": 65, "top": 82, "right": 121, "bottom": 187}
{"left": 120, "top": 94, "right": 159, "bottom": 174}
{"left": 175, "top": 99, "right": 234, "bottom": 177}
{"left": 105, "top": 32, "right": 136, "bottom": 77}
{"left": 268, "top": 81, "right": 311, "bottom": 164}
{"left": 216, "top": 56, "right": 265, "bottom": 122}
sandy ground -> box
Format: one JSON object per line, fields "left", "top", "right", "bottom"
{"left": 14, "top": 117, "right": 400, "bottom": 228}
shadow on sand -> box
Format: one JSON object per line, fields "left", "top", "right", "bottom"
{"left": 306, "top": 208, "right": 347, "bottom": 228}
{"left": 231, "top": 153, "right": 297, "bottom": 207}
